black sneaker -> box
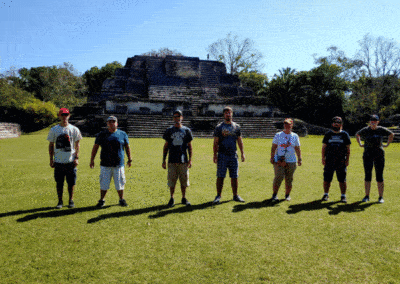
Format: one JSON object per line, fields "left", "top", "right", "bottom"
{"left": 361, "top": 196, "right": 370, "bottom": 202}
{"left": 119, "top": 199, "right": 128, "bottom": 207}
{"left": 321, "top": 194, "right": 329, "bottom": 201}
{"left": 68, "top": 200, "right": 75, "bottom": 208}
{"left": 96, "top": 199, "right": 105, "bottom": 208}
{"left": 56, "top": 200, "right": 63, "bottom": 209}
{"left": 340, "top": 195, "right": 347, "bottom": 203}
{"left": 167, "top": 197, "right": 175, "bottom": 207}
{"left": 233, "top": 195, "right": 245, "bottom": 202}
{"left": 181, "top": 197, "right": 191, "bottom": 206}
{"left": 271, "top": 195, "right": 278, "bottom": 202}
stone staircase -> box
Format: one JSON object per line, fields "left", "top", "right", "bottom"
{"left": 0, "top": 123, "right": 21, "bottom": 139}
{"left": 121, "top": 114, "right": 279, "bottom": 138}
{"left": 391, "top": 128, "right": 400, "bottom": 142}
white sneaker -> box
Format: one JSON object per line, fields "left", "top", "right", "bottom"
{"left": 378, "top": 197, "right": 384, "bottom": 203}
{"left": 213, "top": 195, "right": 221, "bottom": 204}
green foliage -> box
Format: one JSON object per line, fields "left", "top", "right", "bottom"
{"left": 83, "top": 61, "right": 123, "bottom": 97}
{"left": 18, "top": 62, "right": 87, "bottom": 109}
{"left": 141, "top": 47, "right": 184, "bottom": 57}
{"left": 238, "top": 71, "right": 268, "bottom": 95}
{"left": 1, "top": 136, "right": 400, "bottom": 283}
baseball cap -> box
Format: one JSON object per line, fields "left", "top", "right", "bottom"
{"left": 173, "top": 110, "right": 183, "bottom": 116}
{"left": 284, "top": 118, "right": 293, "bottom": 124}
{"left": 59, "top": 108, "right": 70, "bottom": 115}
{"left": 107, "top": 116, "right": 118, "bottom": 122}
{"left": 370, "top": 114, "right": 379, "bottom": 121}
{"left": 332, "top": 116, "right": 342, "bottom": 123}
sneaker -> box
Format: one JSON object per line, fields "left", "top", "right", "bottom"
{"left": 285, "top": 194, "right": 291, "bottom": 201}
{"left": 361, "top": 196, "right": 370, "bottom": 202}
{"left": 340, "top": 195, "right": 347, "bottom": 203}
{"left": 321, "top": 194, "right": 329, "bottom": 201}
{"left": 96, "top": 199, "right": 105, "bottom": 208}
{"left": 56, "top": 200, "right": 63, "bottom": 209}
{"left": 181, "top": 197, "right": 191, "bottom": 206}
{"left": 271, "top": 195, "right": 278, "bottom": 202}
{"left": 68, "top": 200, "right": 75, "bottom": 208}
{"left": 213, "top": 195, "right": 221, "bottom": 204}
{"left": 233, "top": 195, "right": 245, "bottom": 202}
{"left": 119, "top": 199, "right": 128, "bottom": 207}
{"left": 167, "top": 197, "right": 175, "bottom": 208}
{"left": 378, "top": 197, "right": 384, "bottom": 203}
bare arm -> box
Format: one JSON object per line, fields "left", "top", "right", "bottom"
{"left": 125, "top": 144, "right": 132, "bottom": 168}
{"left": 237, "top": 136, "right": 245, "bottom": 162}
{"left": 187, "top": 141, "right": 192, "bottom": 168}
{"left": 356, "top": 134, "right": 364, "bottom": 147}
{"left": 384, "top": 133, "right": 394, "bottom": 147}
{"left": 213, "top": 137, "right": 219, "bottom": 163}
{"left": 90, "top": 144, "right": 100, "bottom": 168}
{"left": 73, "top": 140, "right": 80, "bottom": 167}
{"left": 345, "top": 144, "right": 350, "bottom": 166}
{"left": 321, "top": 143, "right": 327, "bottom": 165}
{"left": 295, "top": 146, "right": 302, "bottom": 166}
{"left": 49, "top": 142, "right": 55, "bottom": 168}
{"left": 162, "top": 142, "right": 169, "bottom": 169}
{"left": 270, "top": 143, "right": 277, "bottom": 164}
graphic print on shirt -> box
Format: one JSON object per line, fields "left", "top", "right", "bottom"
{"left": 56, "top": 134, "right": 71, "bottom": 152}
{"left": 278, "top": 135, "right": 291, "bottom": 157}
{"left": 171, "top": 131, "right": 184, "bottom": 146}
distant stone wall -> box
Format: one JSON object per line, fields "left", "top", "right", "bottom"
{"left": 0, "top": 123, "right": 21, "bottom": 139}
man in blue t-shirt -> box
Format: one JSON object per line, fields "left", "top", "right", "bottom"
{"left": 212, "top": 106, "right": 246, "bottom": 204}
{"left": 321, "top": 116, "right": 351, "bottom": 203}
{"left": 90, "top": 116, "right": 132, "bottom": 208}
{"left": 162, "top": 110, "right": 193, "bottom": 207}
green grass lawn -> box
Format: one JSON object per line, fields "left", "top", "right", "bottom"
{"left": 0, "top": 134, "right": 399, "bottom": 283}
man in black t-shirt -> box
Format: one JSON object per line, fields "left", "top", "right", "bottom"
{"left": 162, "top": 110, "right": 193, "bottom": 207}
{"left": 321, "top": 117, "right": 351, "bottom": 203}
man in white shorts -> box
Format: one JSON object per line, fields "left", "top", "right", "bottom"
{"left": 90, "top": 116, "right": 132, "bottom": 208}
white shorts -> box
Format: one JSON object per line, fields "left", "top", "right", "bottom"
{"left": 100, "top": 166, "right": 126, "bottom": 191}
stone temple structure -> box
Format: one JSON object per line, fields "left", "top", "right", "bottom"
{"left": 74, "top": 55, "right": 283, "bottom": 137}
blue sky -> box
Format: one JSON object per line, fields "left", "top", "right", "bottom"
{"left": 1, "top": 0, "right": 400, "bottom": 78}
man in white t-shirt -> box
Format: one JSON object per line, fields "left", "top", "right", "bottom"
{"left": 47, "top": 108, "right": 82, "bottom": 209}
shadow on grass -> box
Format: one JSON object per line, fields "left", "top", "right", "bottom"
{"left": 17, "top": 205, "right": 110, "bottom": 222}
{"left": 87, "top": 204, "right": 167, "bottom": 223}
{"left": 286, "top": 200, "right": 340, "bottom": 214}
{"left": 232, "top": 199, "right": 284, "bottom": 213}
{"left": 148, "top": 201, "right": 227, "bottom": 219}
{"left": 328, "top": 201, "right": 378, "bottom": 215}
{"left": 0, "top": 207, "right": 54, "bottom": 218}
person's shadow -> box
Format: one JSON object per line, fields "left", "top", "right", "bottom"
{"left": 286, "top": 200, "right": 340, "bottom": 214}
{"left": 17, "top": 205, "right": 108, "bottom": 222}
{"left": 0, "top": 207, "right": 54, "bottom": 219}
{"left": 148, "top": 201, "right": 227, "bottom": 219}
{"left": 328, "top": 201, "right": 377, "bottom": 215}
{"left": 232, "top": 199, "right": 284, "bottom": 213}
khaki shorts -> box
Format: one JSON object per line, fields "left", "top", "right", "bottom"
{"left": 168, "top": 163, "right": 189, "bottom": 188}
{"left": 273, "top": 162, "right": 297, "bottom": 188}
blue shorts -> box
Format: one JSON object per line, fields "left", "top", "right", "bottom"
{"left": 217, "top": 153, "right": 239, "bottom": 178}
{"left": 54, "top": 163, "right": 77, "bottom": 187}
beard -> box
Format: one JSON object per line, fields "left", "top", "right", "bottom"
{"left": 332, "top": 126, "right": 341, "bottom": 132}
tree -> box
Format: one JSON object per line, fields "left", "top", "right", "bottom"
{"left": 83, "top": 61, "right": 123, "bottom": 97}
{"left": 356, "top": 34, "right": 400, "bottom": 78}
{"left": 238, "top": 71, "right": 268, "bottom": 95}
{"left": 207, "top": 33, "right": 263, "bottom": 74}
{"left": 18, "top": 63, "right": 87, "bottom": 109}
{"left": 141, "top": 48, "right": 184, "bottom": 57}
{"left": 314, "top": 46, "right": 363, "bottom": 81}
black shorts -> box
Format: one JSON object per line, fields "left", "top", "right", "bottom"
{"left": 54, "top": 163, "right": 77, "bottom": 186}
{"left": 323, "top": 163, "right": 347, "bottom": 183}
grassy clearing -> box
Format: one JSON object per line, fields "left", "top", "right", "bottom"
{"left": 0, "top": 134, "right": 399, "bottom": 283}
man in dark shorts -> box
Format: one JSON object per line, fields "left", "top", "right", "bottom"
{"left": 162, "top": 110, "right": 193, "bottom": 207}
{"left": 321, "top": 116, "right": 351, "bottom": 203}
{"left": 356, "top": 115, "right": 394, "bottom": 203}
{"left": 47, "top": 108, "right": 82, "bottom": 209}
{"left": 212, "top": 106, "right": 246, "bottom": 204}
